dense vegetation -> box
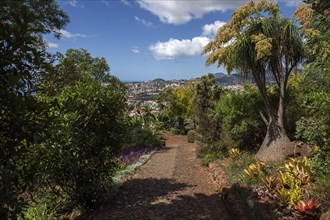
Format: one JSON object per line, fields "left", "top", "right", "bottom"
{"left": 0, "top": 0, "right": 328, "bottom": 219}
{"left": 158, "top": 0, "right": 329, "bottom": 218}
{"left": 0, "top": 1, "right": 161, "bottom": 219}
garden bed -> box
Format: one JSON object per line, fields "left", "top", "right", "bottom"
{"left": 208, "top": 155, "right": 325, "bottom": 220}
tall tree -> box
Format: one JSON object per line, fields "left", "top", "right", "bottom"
{"left": 191, "top": 74, "right": 222, "bottom": 152}
{"left": 202, "top": 0, "right": 304, "bottom": 161}
{"left": 40, "top": 48, "right": 112, "bottom": 95}
{"left": 295, "top": 0, "right": 329, "bottom": 65}
{"left": 0, "top": 0, "right": 68, "bottom": 218}
{"left": 159, "top": 83, "right": 194, "bottom": 131}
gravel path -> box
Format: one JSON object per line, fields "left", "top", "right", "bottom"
{"left": 85, "top": 134, "right": 230, "bottom": 220}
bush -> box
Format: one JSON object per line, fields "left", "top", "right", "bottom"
{"left": 187, "top": 130, "right": 196, "bottom": 143}
{"left": 311, "top": 174, "right": 330, "bottom": 211}
{"left": 195, "top": 142, "right": 209, "bottom": 158}
{"left": 33, "top": 80, "right": 128, "bottom": 210}
{"left": 214, "top": 85, "right": 265, "bottom": 150}
{"left": 18, "top": 191, "right": 60, "bottom": 220}
{"left": 224, "top": 152, "right": 258, "bottom": 186}
{"left": 129, "top": 127, "right": 162, "bottom": 149}
{"left": 201, "top": 152, "right": 225, "bottom": 166}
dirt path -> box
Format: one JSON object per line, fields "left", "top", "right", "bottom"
{"left": 85, "top": 134, "right": 230, "bottom": 220}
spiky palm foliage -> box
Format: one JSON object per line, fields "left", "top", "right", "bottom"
{"left": 202, "top": 0, "right": 304, "bottom": 161}
{"left": 296, "top": 0, "right": 329, "bottom": 65}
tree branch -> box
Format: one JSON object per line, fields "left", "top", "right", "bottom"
{"left": 259, "top": 111, "right": 269, "bottom": 125}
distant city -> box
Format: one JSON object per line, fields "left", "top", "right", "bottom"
{"left": 126, "top": 72, "right": 254, "bottom": 113}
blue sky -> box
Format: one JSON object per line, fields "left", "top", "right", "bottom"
{"left": 46, "top": 0, "right": 301, "bottom": 81}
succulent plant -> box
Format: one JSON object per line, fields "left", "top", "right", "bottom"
{"left": 243, "top": 161, "right": 265, "bottom": 179}
{"left": 228, "top": 148, "right": 241, "bottom": 160}
{"left": 293, "top": 199, "right": 321, "bottom": 220}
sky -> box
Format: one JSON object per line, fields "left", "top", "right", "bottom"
{"left": 46, "top": 0, "right": 302, "bottom": 81}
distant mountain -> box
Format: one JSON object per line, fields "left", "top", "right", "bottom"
{"left": 151, "top": 78, "right": 166, "bottom": 83}
{"left": 213, "top": 72, "right": 250, "bottom": 86}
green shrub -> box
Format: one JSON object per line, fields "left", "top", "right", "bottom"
{"left": 169, "top": 127, "right": 186, "bottom": 135}
{"left": 187, "top": 130, "right": 196, "bottom": 143}
{"left": 224, "top": 152, "right": 258, "bottom": 186}
{"left": 18, "top": 198, "right": 59, "bottom": 220}
{"left": 169, "top": 127, "right": 179, "bottom": 134}
{"left": 19, "top": 203, "right": 57, "bottom": 220}
{"left": 311, "top": 174, "right": 330, "bottom": 211}
{"left": 33, "top": 80, "right": 128, "bottom": 210}
{"left": 214, "top": 85, "right": 265, "bottom": 150}
{"left": 201, "top": 152, "right": 225, "bottom": 166}
{"left": 195, "top": 142, "right": 209, "bottom": 158}
{"left": 217, "top": 127, "right": 238, "bottom": 152}
{"left": 129, "top": 127, "right": 162, "bottom": 148}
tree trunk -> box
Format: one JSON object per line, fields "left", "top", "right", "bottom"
{"left": 255, "top": 68, "right": 294, "bottom": 162}
{"left": 255, "top": 119, "right": 292, "bottom": 162}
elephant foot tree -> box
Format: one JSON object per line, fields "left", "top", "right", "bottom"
{"left": 202, "top": 0, "right": 304, "bottom": 161}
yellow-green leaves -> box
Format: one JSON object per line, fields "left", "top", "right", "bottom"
{"left": 255, "top": 0, "right": 280, "bottom": 17}
{"left": 294, "top": 4, "right": 314, "bottom": 30}
{"left": 251, "top": 33, "right": 273, "bottom": 61}
{"left": 244, "top": 162, "right": 265, "bottom": 179}
{"left": 261, "top": 175, "right": 277, "bottom": 192}
{"left": 280, "top": 156, "right": 312, "bottom": 184}
{"left": 228, "top": 148, "right": 241, "bottom": 160}
{"left": 202, "top": 0, "right": 280, "bottom": 71}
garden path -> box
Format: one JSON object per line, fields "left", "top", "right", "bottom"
{"left": 84, "top": 134, "right": 230, "bottom": 220}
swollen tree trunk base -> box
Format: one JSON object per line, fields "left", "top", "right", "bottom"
{"left": 255, "top": 121, "right": 293, "bottom": 162}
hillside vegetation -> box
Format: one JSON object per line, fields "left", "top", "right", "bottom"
{"left": 0, "top": 0, "right": 329, "bottom": 219}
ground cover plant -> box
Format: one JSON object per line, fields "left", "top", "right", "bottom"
{"left": 120, "top": 147, "right": 154, "bottom": 165}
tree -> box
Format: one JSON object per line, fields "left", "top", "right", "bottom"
{"left": 202, "top": 0, "right": 304, "bottom": 161}
{"left": 158, "top": 83, "right": 195, "bottom": 131}
{"left": 0, "top": 0, "right": 68, "bottom": 218}
{"left": 36, "top": 79, "right": 128, "bottom": 209}
{"left": 294, "top": 2, "right": 330, "bottom": 208}
{"left": 40, "top": 48, "right": 112, "bottom": 95}
{"left": 34, "top": 48, "right": 129, "bottom": 209}
{"left": 191, "top": 74, "right": 223, "bottom": 155}
{"left": 295, "top": 0, "right": 329, "bottom": 66}
{"left": 0, "top": 0, "right": 69, "bottom": 93}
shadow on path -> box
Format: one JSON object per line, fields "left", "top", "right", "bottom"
{"left": 80, "top": 178, "right": 229, "bottom": 220}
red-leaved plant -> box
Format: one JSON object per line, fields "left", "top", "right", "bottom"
{"left": 293, "top": 199, "right": 321, "bottom": 220}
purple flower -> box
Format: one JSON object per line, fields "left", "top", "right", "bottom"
{"left": 119, "top": 147, "right": 152, "bottom": 165}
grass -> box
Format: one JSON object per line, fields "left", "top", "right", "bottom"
{"left": 223, "top": 151, "right": 258, "bottom": 186}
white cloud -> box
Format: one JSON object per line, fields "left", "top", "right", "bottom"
{"left": 137, "top": 0, "right": 243, "bottom": 25}
{"left": 58, "top": 29, "right": 88, "bottom": 39}
{"left": 202, "top": 21, "right": 226, "bottom": 38}
{"left": 101, "top": 0, "right": 110, "bottom": 6}
{"left": 68, "top": 0, "right": 84, "bottom": 8}
{"left": 283, "top": 0, "right": 302, "bottom": 7}
{"left": 121, "top": 0, "right": 132, "bottom": 7}
{"left": 132, "top": 47, "right": 141, "bottom": 54}
{"left": 149, "top": 20, "right": 226, "bottom": 60}
{"left": 46, "top": 41, "right": 59, "bottom": 49}
{"left": 69, "top": 0, "right": 78, "bottom": 7}
{"left": 134, "top": 16, "right": 154, "bottom": 28}
{"left": 149, "top": 37, "right": 210, "bottom": 60}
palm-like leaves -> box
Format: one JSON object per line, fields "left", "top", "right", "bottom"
{"left": 203, "top": 0, "right": 304, "bottom": 125}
